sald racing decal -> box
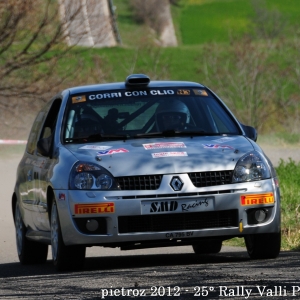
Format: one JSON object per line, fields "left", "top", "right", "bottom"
{"left": 142, "top": 198, "right": 213, "bottom": 214}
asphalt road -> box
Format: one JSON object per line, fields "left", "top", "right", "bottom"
{"left": 1, "top": 246, "right": 300, "bottom": 299}
{"left": 1, "top": 149, "right": 300, "bottom": 299}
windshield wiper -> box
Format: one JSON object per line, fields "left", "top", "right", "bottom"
{"left": 134, "top": 130, "right": 211, "bottom": 138}
{"left": 65, "top": 133, "right": 128, "bottom": 143}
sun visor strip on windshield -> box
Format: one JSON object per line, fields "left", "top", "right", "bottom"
{"left": 70, "top": 88, "right": 211, "bottom": 103}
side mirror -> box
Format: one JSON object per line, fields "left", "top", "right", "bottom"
{"left": 240, "top": 124, "right": 257, "bottom": 142}
{"left": 37, "top": 136, "right": 52, "bottom": 157}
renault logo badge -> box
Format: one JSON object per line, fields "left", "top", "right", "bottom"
{"left": 170, "top": 176, "right": 183, "bottom": 191}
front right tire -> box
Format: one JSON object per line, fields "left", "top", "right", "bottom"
{"left": 50, "top": 199, "right": 86, "bottom": 271}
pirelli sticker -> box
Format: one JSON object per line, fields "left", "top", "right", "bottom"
{"left": 75, "top": 203, "right": 115, "bottom": 214}
{"left": 240, "top": 193, "right": 274, "bottom": 206}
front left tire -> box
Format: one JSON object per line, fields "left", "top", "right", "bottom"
{"left": 50, "top": 199, "right": 86, "bottom": 271}
{"left": 245, "top": 232, "right": 281, "bottom": 259}
{"left": 15, "top": 202, "right": 48, "bottom": 264}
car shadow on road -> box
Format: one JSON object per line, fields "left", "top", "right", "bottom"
{"left": 1, "top": 250, "right": 299, "bottom": 278}
{"left": 84, "top": 251, "right": 251, "bottom": 271}
{"left": 0, "top": 250, "right": 251, "bottom": 277}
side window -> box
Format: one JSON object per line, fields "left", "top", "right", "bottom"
{"left": 26, "top": 99, "right": 62, "bottom": 155}
{"left": 206, "top": 104, "right": 240, "bottom": 134}
{"left": 39, "top": 99, "right": 62, "bottom": 141}
{"left": 26, "top": 104, "right": 51, "bottom": 155}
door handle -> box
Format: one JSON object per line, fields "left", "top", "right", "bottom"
{"left": 27, "top": 170, "right": 32, "bottom": 182}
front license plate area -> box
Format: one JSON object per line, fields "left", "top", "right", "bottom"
{"left": 141, "top": 197, "right": 214, "bottom": 215}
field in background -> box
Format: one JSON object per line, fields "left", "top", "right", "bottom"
{"left": 109, "top": 0, "right": 300, "bottom": 135}
{"left": 180, "top": 0, "right": 252, "bottom": 44}
{"left": 116, "top": 0, "right": 300, "bottom": 46}
{"left": 2, "top": 0, "right": 300, "bottom": 140}
{"left": 178, "top": 0, "right": 300, "bottom": 44}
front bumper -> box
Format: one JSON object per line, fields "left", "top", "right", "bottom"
{"left": 55, "top": 176, "right": 280, "bottom": 247}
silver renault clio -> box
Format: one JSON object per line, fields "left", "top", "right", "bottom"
{"left": 12, "top": 74, "right": 281, "bottom": 271}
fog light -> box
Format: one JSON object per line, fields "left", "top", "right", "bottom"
{"left": 86, "top": 219, "right": 99, "bottom": 231}
{"left": 254, "top": 209, "right": 267, "bottom": 223}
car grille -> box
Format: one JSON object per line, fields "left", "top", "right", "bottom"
{"left": 115, "top": 171, "right": 233, "bottom": 190}
{"left": 118, "top": 210, "right": 238, "bottom": 233}
{"left": 116, "top": 175, "right": 163, "bottom": 190}
{"left": 188, "top": 170, "right": 233, "bottom": 187}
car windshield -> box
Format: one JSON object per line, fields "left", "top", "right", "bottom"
{"left": 62, "top": 87, "right": 241, "bottom": 143}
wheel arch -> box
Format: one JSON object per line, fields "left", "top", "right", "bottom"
{"left": 12, "top": 193, "right": 17, "bottom": 222}
{"left": 47, "top": 186, "right": 56, "bottom": 221}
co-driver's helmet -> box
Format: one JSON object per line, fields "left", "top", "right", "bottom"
{"left": 155, "top": 100, "right": 190, "bottom": 131}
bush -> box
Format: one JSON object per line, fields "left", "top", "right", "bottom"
{"left": 276, "top": 159, "right": 300, "bottom": 250}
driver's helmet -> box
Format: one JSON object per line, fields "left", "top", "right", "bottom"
{"left": 155, "top": 100, "right": 190, "bottom": 131}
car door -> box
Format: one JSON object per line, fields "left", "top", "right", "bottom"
{"left": 17, "top": 106, "right": 50, "bottom": 229}
{"left": 33, "top": 99, "right": 62, "bottom": 231}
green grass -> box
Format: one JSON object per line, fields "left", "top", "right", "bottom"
{"left": 264, "top": 0, "right": 300, "bottom": 24}
{"left": 276, "top": 159, "right": 300, "bottom": 250}
{"left": 65, "top": 44, "right": 206, "bottom": 84}
{"left": 180, "top": 0, "right": 252, "bottom": 44}
{"left": 177, "top": 0, "right": 300, "bottom": 45}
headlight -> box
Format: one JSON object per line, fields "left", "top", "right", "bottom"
{"left": 96, "top": 174, "right": 113, "bottom": 189}
{"left": 69, "top": 162, "right": 120, "bottom": 190}
{"left": 232, "top": 151, "right": 271, "bottom": 183}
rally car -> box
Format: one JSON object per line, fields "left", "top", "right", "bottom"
{"left": 12, "top": 74, "right": 281, "bottom": 270}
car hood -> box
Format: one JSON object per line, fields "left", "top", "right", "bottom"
{"left": 64, "top": 136, "right": 255, "bottom": 177}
